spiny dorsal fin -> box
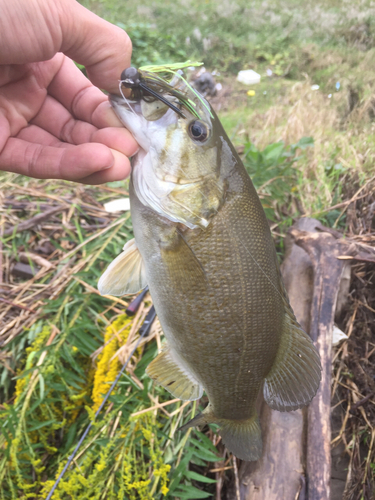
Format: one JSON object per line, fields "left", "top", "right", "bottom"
{"left": 98, "top": 238, "right": 147, "bottom": 296}
{"left": 146, "top": 346, "right": 203, "bottom": 401}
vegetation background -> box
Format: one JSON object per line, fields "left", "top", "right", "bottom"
{"left": 1, "top": 0, "right": 375, "bottom": 498}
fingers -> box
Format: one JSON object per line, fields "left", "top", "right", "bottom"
{"left": 77, "top": 150, "right": 132, "bottom": 185}
{"left": 17, "top": 124, "right": 64, "bottom": 146}
{"left": 0, "top": 55, "right": 138, "bottom": 152}
{"left": 31, "top": 93, "right": 98, "bottom": 144}
{"left": 1, "top": 0, "right": 131, "bottom": 93}
{"left": 0, "top": 0, "right": 136, "bottom": 185}
{"left": 0, "top": 0, "right": 62, "bottom": 64}
{"left": 46, "top": 56, "right": 129, "bottom": 128}
{"left": 61, "top": 1, "right": 132, "bottom": 94}
{"left": 0, "top": 137, "right": 131, "bottom": 183}
{"left": 29, "top": 92, "right": 138, "bottom": 157}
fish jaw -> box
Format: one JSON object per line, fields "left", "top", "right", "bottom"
{"left": 110, "top": 95, "right": 162, "bottom": 153}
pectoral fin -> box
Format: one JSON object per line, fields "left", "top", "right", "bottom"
{"left": 98, "top": 238, "right": 147, "bottom": 296}
{"left": 146, "top": 346, "right": 203, "bottom": 401}
{"left": 264, "top": 308, "right": 322, "bottom": 412}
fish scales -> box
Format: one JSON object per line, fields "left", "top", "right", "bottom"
{"left": 130, "top": 179, "right": 281, "bottom": 420}
{"left": 99, "top": 67, "right": 322, "bottom": 461}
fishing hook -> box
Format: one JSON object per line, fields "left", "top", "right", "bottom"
{"left": 120, "top": 67, "right": 186, "bottom": 118}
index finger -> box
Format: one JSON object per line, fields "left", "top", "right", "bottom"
{"left": 61, "top": 1, "right": 132, "bottom": 94}
{"left": 47, "top": 55, "right": 127, "bottom": 130}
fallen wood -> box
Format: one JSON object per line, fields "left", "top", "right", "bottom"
{"left": 291, "top": 227, "right": 352, "bottom": 500}
{"left": 237, "top": 218, "right": 318, "bottom": 500}
{"left": 237, "top": 218, "right": 352, "bottom": 500}
{"left": 238, "top": 402, "right": 305, "bottom": 500}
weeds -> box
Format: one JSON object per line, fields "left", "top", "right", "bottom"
{"left": 117, "top": 22, "right": 187, "bottom": 68}
{"left": 2, "top": 0, "right": 375, "bottom": 497}
{"left": 0, "top": 178, "right": 222, "bottom": 499}
{"left": 243, "top": 136, "right": 313, "bottom": 226}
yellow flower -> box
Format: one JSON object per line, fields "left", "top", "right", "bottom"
{"left": 142, "top": 428, "right": 153, "bottom": 441}
{"left": 15, "top": 325, "right": 53, "bottom": 404}
{"left": 161, "top": 485, "right": 169, "bottom": 496}
{"left": 91, "top": 315, "right": 132, "bottom": 411}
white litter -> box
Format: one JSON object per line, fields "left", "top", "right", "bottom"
{"left": 332, "top": 325, "right": 349, "bottom": 346}
{"left": 266, "top": 68, "right": 273, "bottom": 77}
{"left": 104, "top": 198, "right": 130, "bottom": 213}
{"left": 311, "top": 84, "right": 320, "bottom": 90}
{"left": 193, "top": 27, "right": 202, "bottom": 41}
{"left": 237, "top": 70, "right": 261, "bottom": 85}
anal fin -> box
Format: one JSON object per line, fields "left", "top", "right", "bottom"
{"left": 264, "top": 310, "right": 322, "bottom": 412}
{"left": 146, "top": 347, "right": 203, "bottom": 401}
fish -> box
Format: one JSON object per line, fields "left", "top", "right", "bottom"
{"left": 98, "top": 66, "right": 321, "bottom": 461}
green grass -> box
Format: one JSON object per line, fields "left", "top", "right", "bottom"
{"left": 2, "top": 0, "right": 375, "bottom": 497}
{"left": 0, "top": 177, "right": 220, "bottom": 499}
{"left": 82, "top": 0, "right": 375, "bottom": 72}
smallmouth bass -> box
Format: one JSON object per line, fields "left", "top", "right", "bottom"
{"left": 98, "top": 67, "right": 321, "bottom": 461}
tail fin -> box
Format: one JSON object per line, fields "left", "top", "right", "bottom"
{"left": 219, "top": 415, "right": 262, "bottom": 461}
{"left": 178, "top": 405, "right": 262, "bottom": 462}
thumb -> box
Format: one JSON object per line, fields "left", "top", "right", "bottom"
{"left": 61, "top": 0, "right": 132, "bottom": 94}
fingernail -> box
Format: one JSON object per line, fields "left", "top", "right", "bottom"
{"left": 102, "top": 102, "right": 124, "bottom": 127}
{"left": 109, "top": 149, "right": 131, "bottom": 179}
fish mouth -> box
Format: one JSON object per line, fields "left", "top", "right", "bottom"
{"left": 109, "top": 67, "right": 215, "bottom": 154}
{"left": 109, "top": 94, "right": 141, "bottom": 116}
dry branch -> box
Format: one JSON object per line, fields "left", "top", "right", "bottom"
{"left": 3, "top": 206, "right": 66, "bottom": 236}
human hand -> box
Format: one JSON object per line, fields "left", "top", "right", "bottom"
{"left": 0, "top": 0, "right": 138, "bottom": 184}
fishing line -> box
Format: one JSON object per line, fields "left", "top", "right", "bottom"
{"left": 45, "top": 319, "right": 151, "bottom": 500}
{"left": 118, "top": 81, "right": 138, "bottom": 117}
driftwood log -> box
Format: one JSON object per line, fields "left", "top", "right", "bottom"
{"left": 236, "top": 218, "right": 352, "bottom": 500}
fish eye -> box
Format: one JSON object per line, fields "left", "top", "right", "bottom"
{"left": 188, "top": 120, "right": 210, "bottom": 143}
